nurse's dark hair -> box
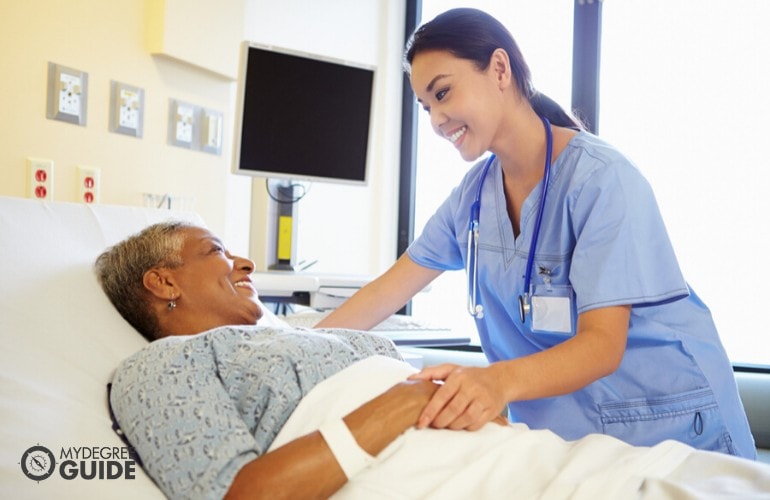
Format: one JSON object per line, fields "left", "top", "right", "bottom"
{"left": 404, "top": 8, "right": 583, "bottom": 130}
{"left": 94, "top": 221, "right": 194, "bottom": 342}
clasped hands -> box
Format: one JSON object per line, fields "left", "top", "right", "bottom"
{"left": 407, "top": 363, "right": 509, "bottom": 431}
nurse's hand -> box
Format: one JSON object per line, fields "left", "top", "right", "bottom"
{"left": 408, "top": 363, "right": 508, "bottom": 431}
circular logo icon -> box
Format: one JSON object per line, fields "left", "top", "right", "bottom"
{"left": 20, "top": 445, "right": 56, "bottom": 482}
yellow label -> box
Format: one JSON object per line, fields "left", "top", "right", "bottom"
{"left": 277, "top": 215, "right": 293, "bottom": 260}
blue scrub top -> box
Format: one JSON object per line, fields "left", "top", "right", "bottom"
{"left": 407, "top": 131, "right": 756, "bottom": 458}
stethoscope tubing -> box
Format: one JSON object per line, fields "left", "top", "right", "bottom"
{"left": 523, "top": 115, "right": 553, "bottom": 298}
{"left": 467, "top": 115, "right": 553, "bottom": 320}
{"left": 466, "top": 156, "right": 494, "bottom": 317}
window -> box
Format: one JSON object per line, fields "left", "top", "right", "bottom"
{"left": 405, "top": 1, "right": 769, "bottom": 366}
{"left": 600, "top": 1, "right": 770, "bottom": 366}
{"left": 409, "top": 1, "right": 574, "bottom": 344}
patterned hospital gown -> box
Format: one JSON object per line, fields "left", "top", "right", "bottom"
{"left": 109, "top": 325, "right": 401, "bottom": 500}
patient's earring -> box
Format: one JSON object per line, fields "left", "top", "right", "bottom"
{"left": 167, "top": 294, "right": 177, "bottom": 311}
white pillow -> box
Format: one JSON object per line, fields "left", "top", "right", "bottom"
{"left": 0, "top": 197, "right": 204, "bottom": 498}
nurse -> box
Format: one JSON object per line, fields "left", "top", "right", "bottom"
{"left": 316, "top": 8, "right": 756, "bottom": 458}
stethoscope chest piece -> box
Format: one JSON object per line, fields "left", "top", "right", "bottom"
{"left": 518, "top": 294, "right": 530, "bottom": 323}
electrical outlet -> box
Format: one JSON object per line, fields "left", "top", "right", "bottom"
{"left": 201, "top": 109, "right": 223, "bottom": 154}
{"left": 176, "top": 107, "right": 194, "bottom": 143}
{"left": 47, "top": 62, "right": 88, "bottom": 125}
{"left": 170, "top": 100, "right": 195, "bottom": 146}
{"left": 77, "top": 166, "right": 100, "bottom": 204}
{"left": 58, "top": 73, "right": 81, "bottom": 115}
{"left": 26, "top": 158, "right": 54, "bottom": 200}
{"left": 109, "top": 81, "right": 144, "bottom": 137}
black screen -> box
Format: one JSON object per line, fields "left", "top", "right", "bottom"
{"left": 234, "top": 44, "right": 374, "bottom": 184}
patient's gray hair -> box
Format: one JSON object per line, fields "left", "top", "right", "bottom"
{"left": 94, "top": 221, "right": 195, "bottom": 342}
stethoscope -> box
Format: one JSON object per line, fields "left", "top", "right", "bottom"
{"left": 466, "top": 115, "right": 553, "bottom": 322}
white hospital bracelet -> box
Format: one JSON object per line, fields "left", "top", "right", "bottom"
{"left": 318, "top": 419, "right": 375, "bottom": 479}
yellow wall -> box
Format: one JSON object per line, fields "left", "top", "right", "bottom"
{"left": 0, "top": 0, "right": 405, "bottom": 275}
{"left": 0, "top": 0, "right": 252, "bottom": 250}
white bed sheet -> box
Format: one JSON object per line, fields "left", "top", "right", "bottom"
{"left": 272, "top": 356, "right": 770, "bottom": 500}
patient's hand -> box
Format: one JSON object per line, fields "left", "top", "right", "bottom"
{"left": 408, "top": 363, "right": 508, "bottom": 431}
{"left": 386, "top": 379, "right": 441, "bottom": 417}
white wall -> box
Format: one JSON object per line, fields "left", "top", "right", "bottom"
{"left": 0, "top": 0, "right": 405, "bottom": 276}
{"left": 244, "top": 0, "right": 405, "bottom": 276}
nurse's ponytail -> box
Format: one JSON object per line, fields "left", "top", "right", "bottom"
{"left": 529, "top": 92, "right": 584, "bottom": 130}
{"left": 404, "top": 7, "right": 584, "bottom": 130}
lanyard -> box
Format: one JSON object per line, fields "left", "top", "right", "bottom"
{"left": 467, "top": 115, "right": 553, "bottom": 320}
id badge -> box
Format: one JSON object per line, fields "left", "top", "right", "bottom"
{"left": 530, "top": 284, "right": 574, "bottom": 334}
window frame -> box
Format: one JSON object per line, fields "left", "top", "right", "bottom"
{"left": 396, "top": 0, "right": 602, "bottom": 309}
{"left": 398, "top": 0, "right": 602, "bottom": 258}
{"left": 395, "top": 1, "right": 767, "bottom": 371}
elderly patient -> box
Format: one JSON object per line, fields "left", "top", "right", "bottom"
{"left": 96, "top": 222, "right": 770, "bottom": 500}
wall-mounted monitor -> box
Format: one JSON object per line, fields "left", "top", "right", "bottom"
{"left": 232, "top": 41, "right": 375, "bottom": 185}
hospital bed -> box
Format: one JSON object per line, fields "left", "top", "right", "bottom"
{"left": 1, "top": 195, "right": 768, "bottom": 499}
